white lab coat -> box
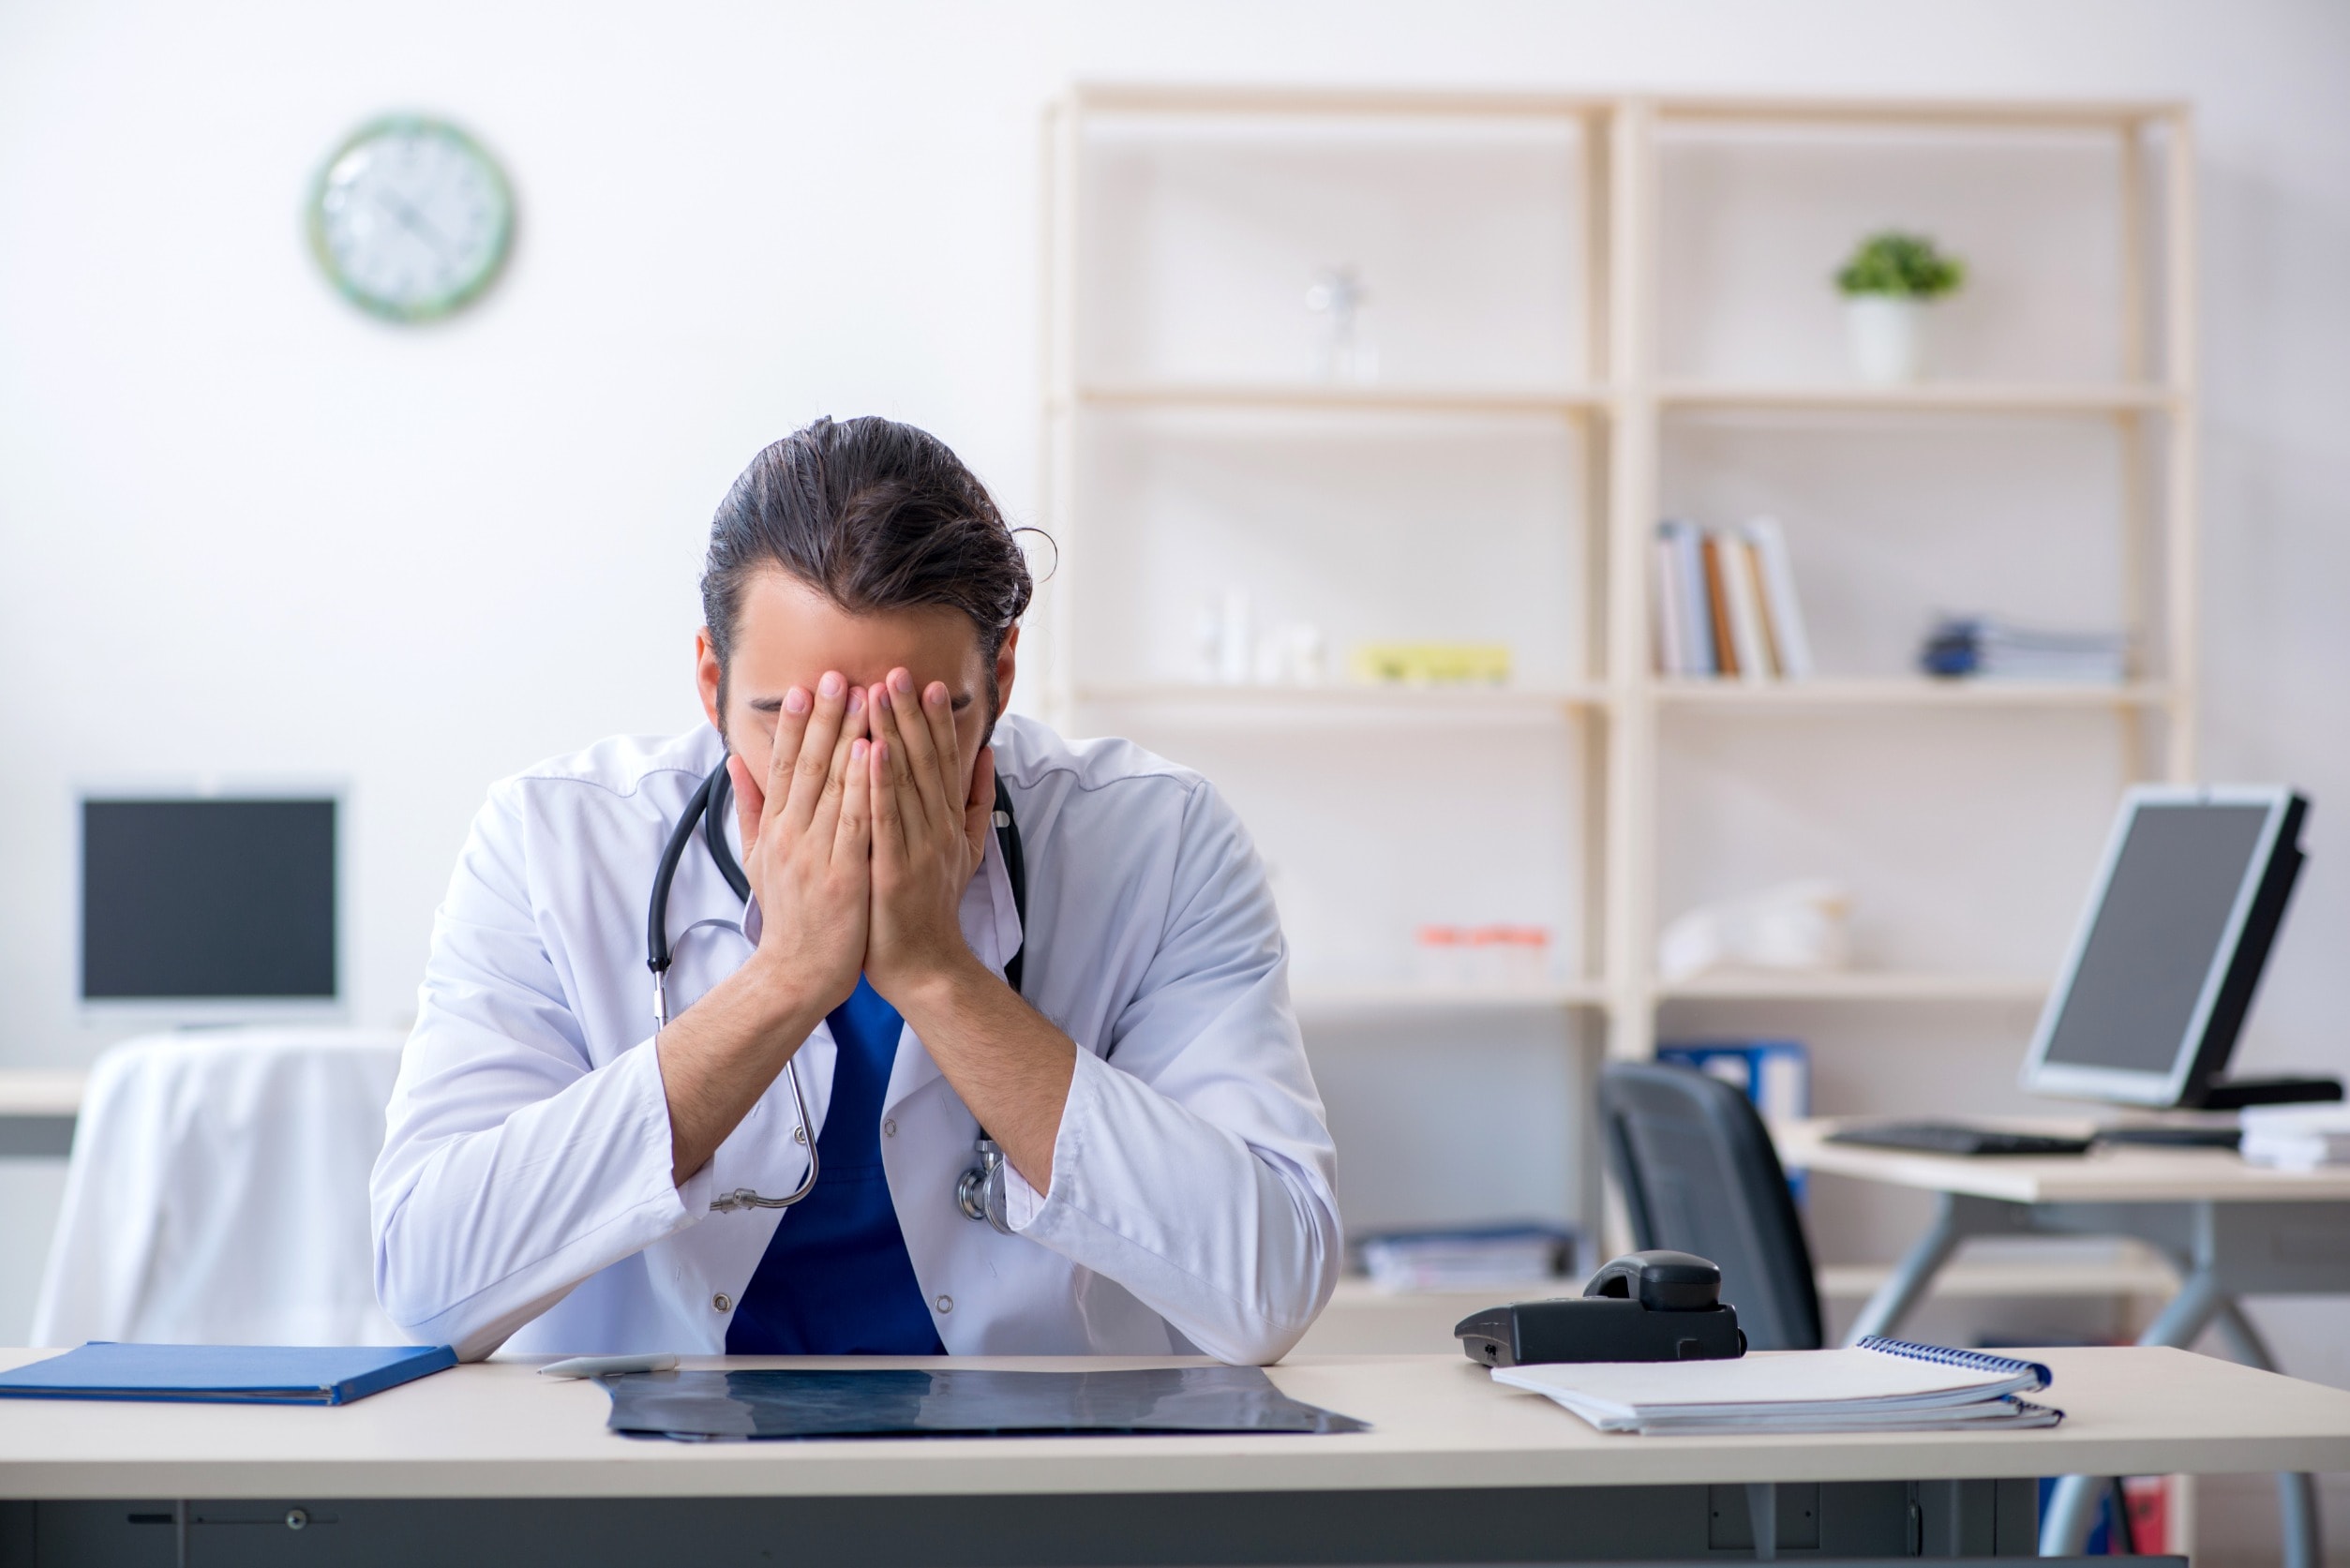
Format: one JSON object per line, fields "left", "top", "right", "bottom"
{"left": 372, "top": 715, "right": 1340, "bottom": 1363}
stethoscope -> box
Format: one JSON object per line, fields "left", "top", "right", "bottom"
{"left": 647, "top": 757, "right": 1026, "bottom": 1233}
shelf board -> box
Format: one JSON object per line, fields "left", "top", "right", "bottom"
{"left": 1072, "top": 683, "right": 1607, "bottom": 713}
{"left": 1070, "top": 383, "right": 1609, "bottom": 416}
{"left": 1071, "top": 82, "right": 1617, "bottom": 121}
{"left": 1653, "top": 95, "right": 2184, "bottom": 130}
{"left": 1657, "top": 972, "right": 2049, "bottom": 1003}
{"left": 1295, "top": 982, "right": 1608, "bottom": 1016}
{"left": 1656, "top": 381, "right": 2182, "bottom": 416}
{"left": 1654, "top": 678, "right": 2170, "bottom": 711}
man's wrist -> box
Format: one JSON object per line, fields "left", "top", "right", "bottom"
{"left": 889, "top": 949, "right": 1001, "bottom": 1031}
{"left": 726, "top": 952, "right": 834, "bottom": 1049}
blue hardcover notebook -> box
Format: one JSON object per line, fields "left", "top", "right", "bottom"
{"left": 0, "top": 1343, "right": 457, "bottom": 1406}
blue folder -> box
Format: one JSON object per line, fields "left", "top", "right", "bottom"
{"left": 0, "top": 1342, "right": 457, "bottom": 1405}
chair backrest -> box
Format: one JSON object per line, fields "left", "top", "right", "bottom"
{"left": 31, "top": 1028, "right": 408, "bottom": 1347}
{"left": 1597, "top": 1060, "right": 1823, "bottom": 1351}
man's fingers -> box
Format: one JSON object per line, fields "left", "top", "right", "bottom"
{"left": 873, "top": 679, "right": 934, "bottom": 845}
{"left": 883, "top": 668, "right": 953, "bottom": 830}
{"left": 782, "top": 672, "right": 849, "bottom": 831}
{"left": 868, "top": 736, "right": 908, "bottom": 868}
{"left": 726, "top": 754, "right": 766, "bottom": 857}
{"left": 920, "top": 678, "right": 965, "bottom": 828}
{"left": 807, "top": 689, "right": 869, "bottom": 841}
{"left": 835, "top": 737, "right": 873, "bottom": 860}
{"left": 762, "top": 684, "right": 813, "bottom": 825}
{"left": 962, "top": 744, "right": 997, "bottom": 862}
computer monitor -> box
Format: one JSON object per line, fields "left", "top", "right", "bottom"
{"left": 79, "top": 794, "right": 341, "bottom": 1019}
{"left": 2019, "top": 784, "right": 2307, "bottom": 1109}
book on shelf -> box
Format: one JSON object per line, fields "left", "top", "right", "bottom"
{"left": 1745, "top": 516, "right": 1814, "bottom": 678}
{"left": 1919, "top": 617, "right": 2128, "bottom": 683}
{"left": 1355, "top": 1223, "right": 1582, "bottom": 1293}
{"left": 1653, "top": 518, "right": 1813, "bottom": 682}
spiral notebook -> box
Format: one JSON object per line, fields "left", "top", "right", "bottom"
{"left": 1494, "top": 1336, "right": 2064, "bottom": 1435}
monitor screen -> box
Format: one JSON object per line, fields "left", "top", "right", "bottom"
{"left": 81, "top": 798, "right": 337, "bottom": 1001}
{"left": 2034, "top": 800, "right": 2273, "bottom": 1077}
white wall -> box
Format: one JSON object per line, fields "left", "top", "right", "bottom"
{"left": 2, "top": 0, "right": 2346, "bottom": 1408}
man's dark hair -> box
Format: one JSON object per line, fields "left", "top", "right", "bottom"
{"left": 701, "top": 416, "right": 1034, "bottom": 722}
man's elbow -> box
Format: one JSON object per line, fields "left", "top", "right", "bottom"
{"left": 372, "top": 1199, "right": 514, "bottom": 1363}
{"left": 375, "top": 1255, "right": 528, "bottom": 1364}
{"left": 1206, "top": 1206, "right": 1343, "bottom": 1366}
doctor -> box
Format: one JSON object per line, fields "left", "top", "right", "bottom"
{"left": 372, "top": 416, "right": 1340, "bottom": 1364}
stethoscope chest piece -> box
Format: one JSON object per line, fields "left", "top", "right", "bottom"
{"left": 956, "top": 1139, "right": 1011, "bottom": 1232}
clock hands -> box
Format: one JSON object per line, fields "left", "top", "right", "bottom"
{"left": 371, "top": 184, "right": 461, "bottom": 267}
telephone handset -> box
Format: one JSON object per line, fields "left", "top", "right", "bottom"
{"left": 1455, "top": 1249, "right": 1748, "bottom": 1367}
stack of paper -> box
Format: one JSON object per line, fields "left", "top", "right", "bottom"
{"left": 2242, "top": 1105, "right": 2350, "bottom": 1170}
{"left": 1356, "top": 1225, "right": 1578, "bottom": 1293}
{"left": 1920, "top": 618, "right": 2128, "bottom": 682}
{"left": 1494, "top": 1336, "right": 2062, "bottom": 1435}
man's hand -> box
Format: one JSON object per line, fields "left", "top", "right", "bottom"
{"left": 863, "top": 667, "right": 993, "bottom": 1000}
{"left": 728, "top": 670, "right": 873, "bottom": 1014}
{"left": 866, "top": 666, "right": 1075, "bottom": 1194}
{"left": 655, "top": 670, "right": 871, "bottom": 1186}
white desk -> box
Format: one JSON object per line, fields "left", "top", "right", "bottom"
{"left": 3, "top": 1349, "right": 2347, "bottom": 1566}
{"left": 1777, "top": 1118, "right": 2350, "bottom": 1566}
{"left": 0, "top": 1071, "right": 82, "bottom": 1159}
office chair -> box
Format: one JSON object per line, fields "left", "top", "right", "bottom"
{"left": 32, "top": 1028, "right": 408, "bottom": 1347}
{"left": 1598, "top": 1060, "right": 1824, "bottom": 1351}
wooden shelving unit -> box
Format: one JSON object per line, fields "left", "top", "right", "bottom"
{"left": 1038, "top": 87, "right": 2197, "bottom": 1245}
{"left": 1070, "top": 383, "right": 1610, "bottom": 415}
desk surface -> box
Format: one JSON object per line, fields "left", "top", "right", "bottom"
{"left": 1, "top": 1349, "right": 2345, "bottom": 1501}
{"left": 0, "top": 1070, "right": 84, "bottom": 1119}
{"left": 1776, "top": 1117, "right": 2350, "bottom": 1203}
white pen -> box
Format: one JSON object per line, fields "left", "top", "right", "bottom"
{"left": 536, "top": 1353, "right": 680, "bottom": 1380}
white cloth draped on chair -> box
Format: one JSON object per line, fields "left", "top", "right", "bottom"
{"left": 31, "top": 1029, "right": 409, "bottom": 1347}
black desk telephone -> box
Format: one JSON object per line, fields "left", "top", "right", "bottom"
{"left": 1455, "top": 1250, "right": 1747, "bottom": 1367}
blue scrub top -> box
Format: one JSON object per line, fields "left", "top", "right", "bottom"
{"left": 725, "top": 977, "right": 946, "bottom": 1355}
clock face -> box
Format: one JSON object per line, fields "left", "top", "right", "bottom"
{"left": 308, "top": 117, "right": 513, "bottom": 322}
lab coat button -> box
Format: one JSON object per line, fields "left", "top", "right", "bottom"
{"left": 936, "top": 1294, "right": 953, "bottom": 1314}
{"left": 793, "top": 1126, "right": 807, "bottom": 1144}
{"left": 883, "top": 1118, "right": 896, "bottom": 1137}
{"left": 713, "top": 1293, "right": 733, "bottom": 1313}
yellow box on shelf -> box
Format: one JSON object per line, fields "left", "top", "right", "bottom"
{"left": 1349, "top": 643, "right": 1513, "bottom": 687}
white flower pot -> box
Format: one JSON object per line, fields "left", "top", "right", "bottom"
{"left": 1845, "top": 294, "right": 1928, "bottom": 384}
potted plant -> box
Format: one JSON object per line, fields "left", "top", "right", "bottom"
{"left": 1834, "top": 231, "right": 1965, "bottom": 383}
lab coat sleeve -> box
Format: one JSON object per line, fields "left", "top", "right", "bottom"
{"left": 1006, "top": 778, "right": 1340, "bottom": 1365}
{"left": 370, "top": 780, "right": 710, "bottom": 1360}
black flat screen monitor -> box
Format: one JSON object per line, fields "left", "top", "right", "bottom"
{"left": 80, "top": 797, "right": 339, "bottom": 1010}
{"left": 2019, "top": 784, "right": 2306, "bottom": 1108}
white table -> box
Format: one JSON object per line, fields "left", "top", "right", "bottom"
{"left": 0, "top": 1071, "right": 82, "bottom": 1159}
{"left": 1777, "top": 1118, "right": 2350, "bottom": 1566}
{"left": 2, "top": 1348, "right": 2346, "bottom": 1566}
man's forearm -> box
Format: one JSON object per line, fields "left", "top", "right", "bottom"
{"left": 655, "top": 955, "right": 831, "bottom": 1185}
{"left": 893, "top": 957, "right": 1077, "bottom": 1194}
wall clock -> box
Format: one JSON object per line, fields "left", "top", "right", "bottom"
{"left": 307, "top": 116, "right": 514, "bottom": 323}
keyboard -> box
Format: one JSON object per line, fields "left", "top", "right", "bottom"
{"left": 1823, "top": 1122, "right": 2093, "bottom": 1157}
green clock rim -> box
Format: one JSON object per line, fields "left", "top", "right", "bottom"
{"left": 306, "top": 113, "right": 516, "bottom": 325}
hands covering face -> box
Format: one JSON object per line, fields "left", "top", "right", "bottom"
{"left": 726, "top": 668, "right": 993, "bottom": 1017}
